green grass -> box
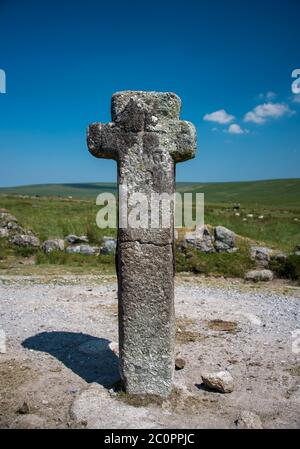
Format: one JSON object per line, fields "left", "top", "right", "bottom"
{"left": 1, "top": 178, "right": 300, "bottom": 207}
{"left": 176, "top": 240, "right": 255, "bottom": 278}
{"left": 1, "top": 181, "right": 300, "bottom": 278}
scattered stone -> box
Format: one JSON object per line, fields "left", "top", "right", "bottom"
{"left": 185, "top": 225, "right": 215, "bottom": 253}
{"left": 65, "top": 234, "right": 89, "bottom": 244}
{"left": 214, "top": 226, "right": 237, "bottom": 253}
{"left": 10, "top": 234, "right": 40, "bottom": 247}
{"left": 175, "top": 357, "right": 186, "bottom": 370}
{"left": 235, "top": 410, "right": 263, "bottom": 429}
{"left": 201, "top": 371, "right": 234, "bottom": 393}
{"left": 0, "top": 212, "right": 18, "bottom": 227}
{"left": 42, "top": 239, "right": 65, "bottom": 253}
{"left": 0, "top": 228, "right": 9, "bottom": 238}
{"left": 17, "top": 402, "right": 30, "bottom": 415}
{"left": 245, "top": 269, "right": 274, "bottom": 282}
{"left": 100, "top": 237, "right": 117, "bottom": 255}
{"left": 66, "top": 244, "right": 99, "bottom": 255}
{"left": 250, "top": 246, "right": 273, "bottom": 264}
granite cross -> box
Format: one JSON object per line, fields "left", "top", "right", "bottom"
{"left": 87, "top": 91, "right": 196, "bottom": 397}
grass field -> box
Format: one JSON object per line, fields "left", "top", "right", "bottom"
{"left": 0, "top": 179, "right": 300, "bottom": 278}
{"left": 1, "top": 178, "right": 300, "bottom": 207}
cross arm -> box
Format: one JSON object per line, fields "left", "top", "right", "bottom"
{"left": 171, "top": 120, "right": 197, "bottom": 163}
{"left": 87, "top": 122, "right": 119, "bottom": 160}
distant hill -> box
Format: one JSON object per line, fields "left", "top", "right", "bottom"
{"left": 0, "top": 179, "right": 300, "bottom": 208}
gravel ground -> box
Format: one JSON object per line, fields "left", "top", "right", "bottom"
{"left": 0, "top": 275, "right": 299, "bottom": 429}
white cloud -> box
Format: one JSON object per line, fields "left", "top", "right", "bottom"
{"left": 203, "top": 109, "right": 235, "bottom": 124}
{"left": 228, "top": 124, "right": 245, "bottom": 134}
{"left": 259, "top": 91, "right": 277, "bottom": 101}
{"left": 244, "top": 102, "right": 293, "bottom": 124}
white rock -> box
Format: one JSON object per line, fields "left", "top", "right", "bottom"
{"left": 235, "top": 411, "right": 263, "bottom": 429}
{"left": 0, "top": 228, "right": 9, "bottom": 238}
{"left": 42, "top": 239, "right": 65, "bottom": 253}
{"left": 10, "top": 234, "right": 40, "bottom": 247}
{"left": 201, "top": 370, "right": 234, "bottom": 393}
{"left": 245, "top": 269, "right": 274, "bottom": 282}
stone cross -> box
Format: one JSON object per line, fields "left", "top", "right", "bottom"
{"left": 87, "top": 91, "right": 196, "bottom": 397}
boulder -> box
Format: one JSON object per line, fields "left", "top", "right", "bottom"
{"left": 100, "top": 237, "right": 117, "bottom": 255}
{"left": 250, "top": 246, "right": 273, "bottom": 263}
{"left": 66, "top": 244, "right": 99, "bottom": 255}
{"left": 0, "top": 212, "right": 17, "bottom": 227}
{"left": 0, "top": 228, "right": 9, "bottom": 238}
{"left": 42, "top": 239, "right": 65, "bottom": 253}
{"left": 214, "top": 226, "right": 237, "bottom": 253}
{"left": 245, "top": 269, "right": 274, "bottom": 282}
{"left": 201, "top": 370, "right": 234, "bottom": 393}
{"left": 65, "top": 234, "right": 89, "bottom": 244}
{"left": 10, "top": 234, "right": 40, "bottom": 247}
{"left": 185, "top": 225, "right": 215, "bottom": 253}
{"left": 235, "top": 411, "right": 263, "bottom": 429}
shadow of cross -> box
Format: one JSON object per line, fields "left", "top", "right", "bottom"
{"left": 87, "top": 91, "right": 197, "bottom": 397}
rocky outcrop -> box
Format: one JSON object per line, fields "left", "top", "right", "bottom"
{"left": 10, "top": 234, "right": 40, "bottom": 247}
{"left": 250, "top": 246, "right": 273, "bottom": 267}
{"left": 42, "top": 239, "right": 65, "bottom": 253}
{"left": 214, "top": 226, "right": 237, "bottom": 253}
{"left": 184, "top": 225, "right": 215, "bottom": 253}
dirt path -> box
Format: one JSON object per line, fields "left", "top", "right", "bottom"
{"left": 0, "top": 275, "right": 299, "bottom": 429}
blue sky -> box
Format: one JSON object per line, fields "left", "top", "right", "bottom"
{"left": 0, "top": 0, "right": 300, "bottom": 186}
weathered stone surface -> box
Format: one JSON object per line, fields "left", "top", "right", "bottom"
{"left": 250, "top": 246, "right": 273, "bottom": 266}
{"left": 66, "top": 244, "right": 99, "bottom": 255}
{"left": 185, "top": 225, "right": 215, "bottom": 253}
{"left": 201, "top": 371, "right": 234, "bottom": 393}
{"left": 87, "top": 91, "right": 196, "bottom": 397}
{"left": 235, "top": 411, "right": 263, "bottom": 429}
{"left": 65, "top": 234, "right": 89, "bottom": 244}
{"left": 10, "top": 234, "right": 40, "bottom": 247}
{"left": 214, "top": 226, "right": 236, "bottom": 253}
{"left": 42, "top": 239, "right": 65, "bottom": 253}
{"left": 70, "top": 383, "right": 154, "bottom": 429}
{"left": 0, "top": 228, "right": 9, "bottom": 238}
{"left": 0, "top": 212, "right": 17, "bottom": 227}
{"left": 100, "top": 237, "right": 117, "bottom": 255}
{"left": 245, "top": 269, "right": 274, "bottom": 282}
